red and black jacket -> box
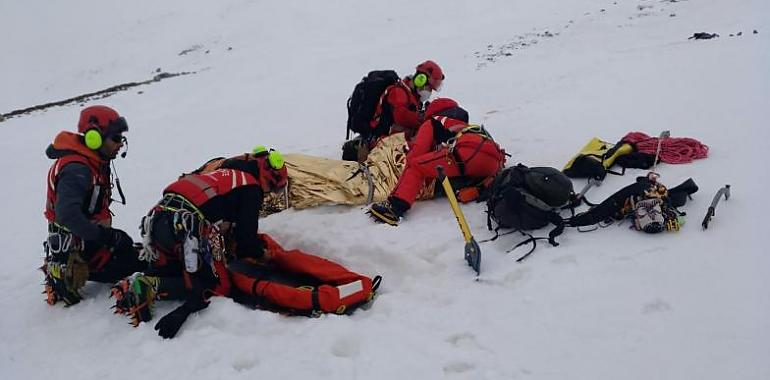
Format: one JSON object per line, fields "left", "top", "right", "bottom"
{"left": 45, "top": 131, "right": 112, "bottom": 241}
{"left": 164, "top": 158, "right": 265, "bottom": 260}
{"left": 370, "top": 78, "right": 422, "bottom": 139}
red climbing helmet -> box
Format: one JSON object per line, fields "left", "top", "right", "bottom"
{"left": 415, "top": 60, "right": 444, "bottom": 91}
{"left": 77, "top": 105, "right": 128, "bottom": 136}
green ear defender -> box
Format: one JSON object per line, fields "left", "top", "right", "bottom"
{"left": 252, "top": 145, "right": 286, "bottom": 169}
{"left": 84, "top": 129, "right": 103, "bottom": 150}
{"left": 413, "top": 72, "right": 428, "bottom": 88}
{"left": 267, "top": 150, "right": 285, "bottom": 169}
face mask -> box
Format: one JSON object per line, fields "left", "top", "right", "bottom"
{"left": 418, "top": 89, "right": 432, "bottom": 103}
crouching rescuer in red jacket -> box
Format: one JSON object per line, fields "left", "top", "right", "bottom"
{"left": 111, "top": 147, "right": 380, "bottom": 338}
{"left": 42, "top": 105, "right": 146, "bottom": 306}
{"left": 369, "top": 98, "right": 506, "bottom": 225}
{"left": 370, "top": 60, "right": 445, "bottom": 142}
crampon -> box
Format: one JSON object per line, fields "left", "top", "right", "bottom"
{"left": 41, "top": 258, "right": 82, "bottom": 306}
{"left": 110, "top": 273, "right": 159, "bottom": 327}
{"left": 41, "top": 262, "right": 58, "bottom": 305}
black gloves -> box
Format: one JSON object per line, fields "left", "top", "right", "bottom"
{"left": 154, "top": 298, "right": 209, "bottom": 339}
{"left": 154, "top": 305, "right": 191, "bottom": 339}
{"left": 236, "top": 237, "right": 267, "bottom": 261}
{"left": 99, "top": 227, "right": 135, "bottom": 254}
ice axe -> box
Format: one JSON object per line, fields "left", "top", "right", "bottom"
{"left": 649, "top": 130, "right": 671, "bottom": 177}
{"left": 702, "top": 184, "right": 731, "bottom": 229}
{"left": 436, "top": 166, "right": 481, "bottom": 276}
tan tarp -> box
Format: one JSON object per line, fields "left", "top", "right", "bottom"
{"left": 262, "top": 133, "right": 434, "bottom": 215}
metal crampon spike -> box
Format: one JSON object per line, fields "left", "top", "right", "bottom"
{"left": 128, "top": 313, "right": 141, "bottom": 328}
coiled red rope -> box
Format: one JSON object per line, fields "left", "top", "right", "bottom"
{"left": 622, "top": 132, "right": 709, "bottom": 164}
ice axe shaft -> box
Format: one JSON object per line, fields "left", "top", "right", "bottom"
{"left": 436, "top": 166, "right": 481, "bottom": 276}
{"left": 650, "top": 130, "right": 671, "bottom": 175}
{"left": 702, "top": 184, "right": 731, "bottom": 229}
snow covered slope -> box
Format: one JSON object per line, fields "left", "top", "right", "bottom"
{"left": 1, "top": 1, "right": 768, "bottom": 379}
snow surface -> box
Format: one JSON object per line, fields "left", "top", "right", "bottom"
{"left": 1, "top": 0, "right": 769, "bottom": 379}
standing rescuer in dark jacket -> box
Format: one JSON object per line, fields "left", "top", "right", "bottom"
{"left": 42, "top": 105, "right": 146, "bottom": 306}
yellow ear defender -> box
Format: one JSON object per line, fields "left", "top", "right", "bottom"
{"left": 84, "top": 128, "right": 103, "bottom": 150}
{"left": 413, "top": 72, "right": 428, "bottom": 88}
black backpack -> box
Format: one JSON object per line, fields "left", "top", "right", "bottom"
{"left": 346, "top": 70, "right": 399, "bottom": 141}
{"left": 486, "top": 164, "right": 575, "bottom": 260}
{"left": 566, "top": 176, "right": 698, "bottom": 228}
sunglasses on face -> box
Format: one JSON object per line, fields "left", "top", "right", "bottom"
{"left": 89, "top": 116, "right": 128, "bottom": 135}
{"left": 108, "top": 134, "right": 126, "bottom": 143}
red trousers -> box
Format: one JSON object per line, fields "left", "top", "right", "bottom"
{"left": 229, "top": 234, "right": 375, "bottom": 314}
{"left": 393, "top": 131, "right": 504, "bottom": 206}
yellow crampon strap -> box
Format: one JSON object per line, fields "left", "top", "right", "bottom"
{"left": 47, "top": 260, "right": 63, "bottom": 280}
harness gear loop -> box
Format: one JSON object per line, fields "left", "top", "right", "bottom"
{"left": 139, "top": 193, "right": 206, "bottom": 263}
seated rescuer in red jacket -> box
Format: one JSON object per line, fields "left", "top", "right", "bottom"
{"left": 113, "top": 147, "right": 288, "bottom": 339}
{"left": 369, "top": 98, "right": 506, "bottom": 225}
{"left": 42, "top": 105, "right": 146, "bottom": 306}
{"left": 369, "top": 60, "right": 445, "bottom": 144}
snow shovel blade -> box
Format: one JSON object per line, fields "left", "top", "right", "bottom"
{"left": 465, "top": 238, "right": 481, "bottom": 275}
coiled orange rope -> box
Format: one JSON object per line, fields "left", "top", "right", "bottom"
{"left": 622, "top": 132, "right": 709, "bottom": 164}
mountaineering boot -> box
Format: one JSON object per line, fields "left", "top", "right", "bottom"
{"left": 41, "top": 248, "right": 89, "bottom": 307}
{"left": 667, "top": 178, "right": 698, "bottom": 208}
{"left": 111, "top": 273, "right": 160, "bottom": 326}
{"left": 368, "top": 197, "right": 410, "bottom": 226}
{"left": 42, "top": 256, "right": 83, "bottom": 306}
{"left": 368, "top": 202, "right": 400, "bottom": 225}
